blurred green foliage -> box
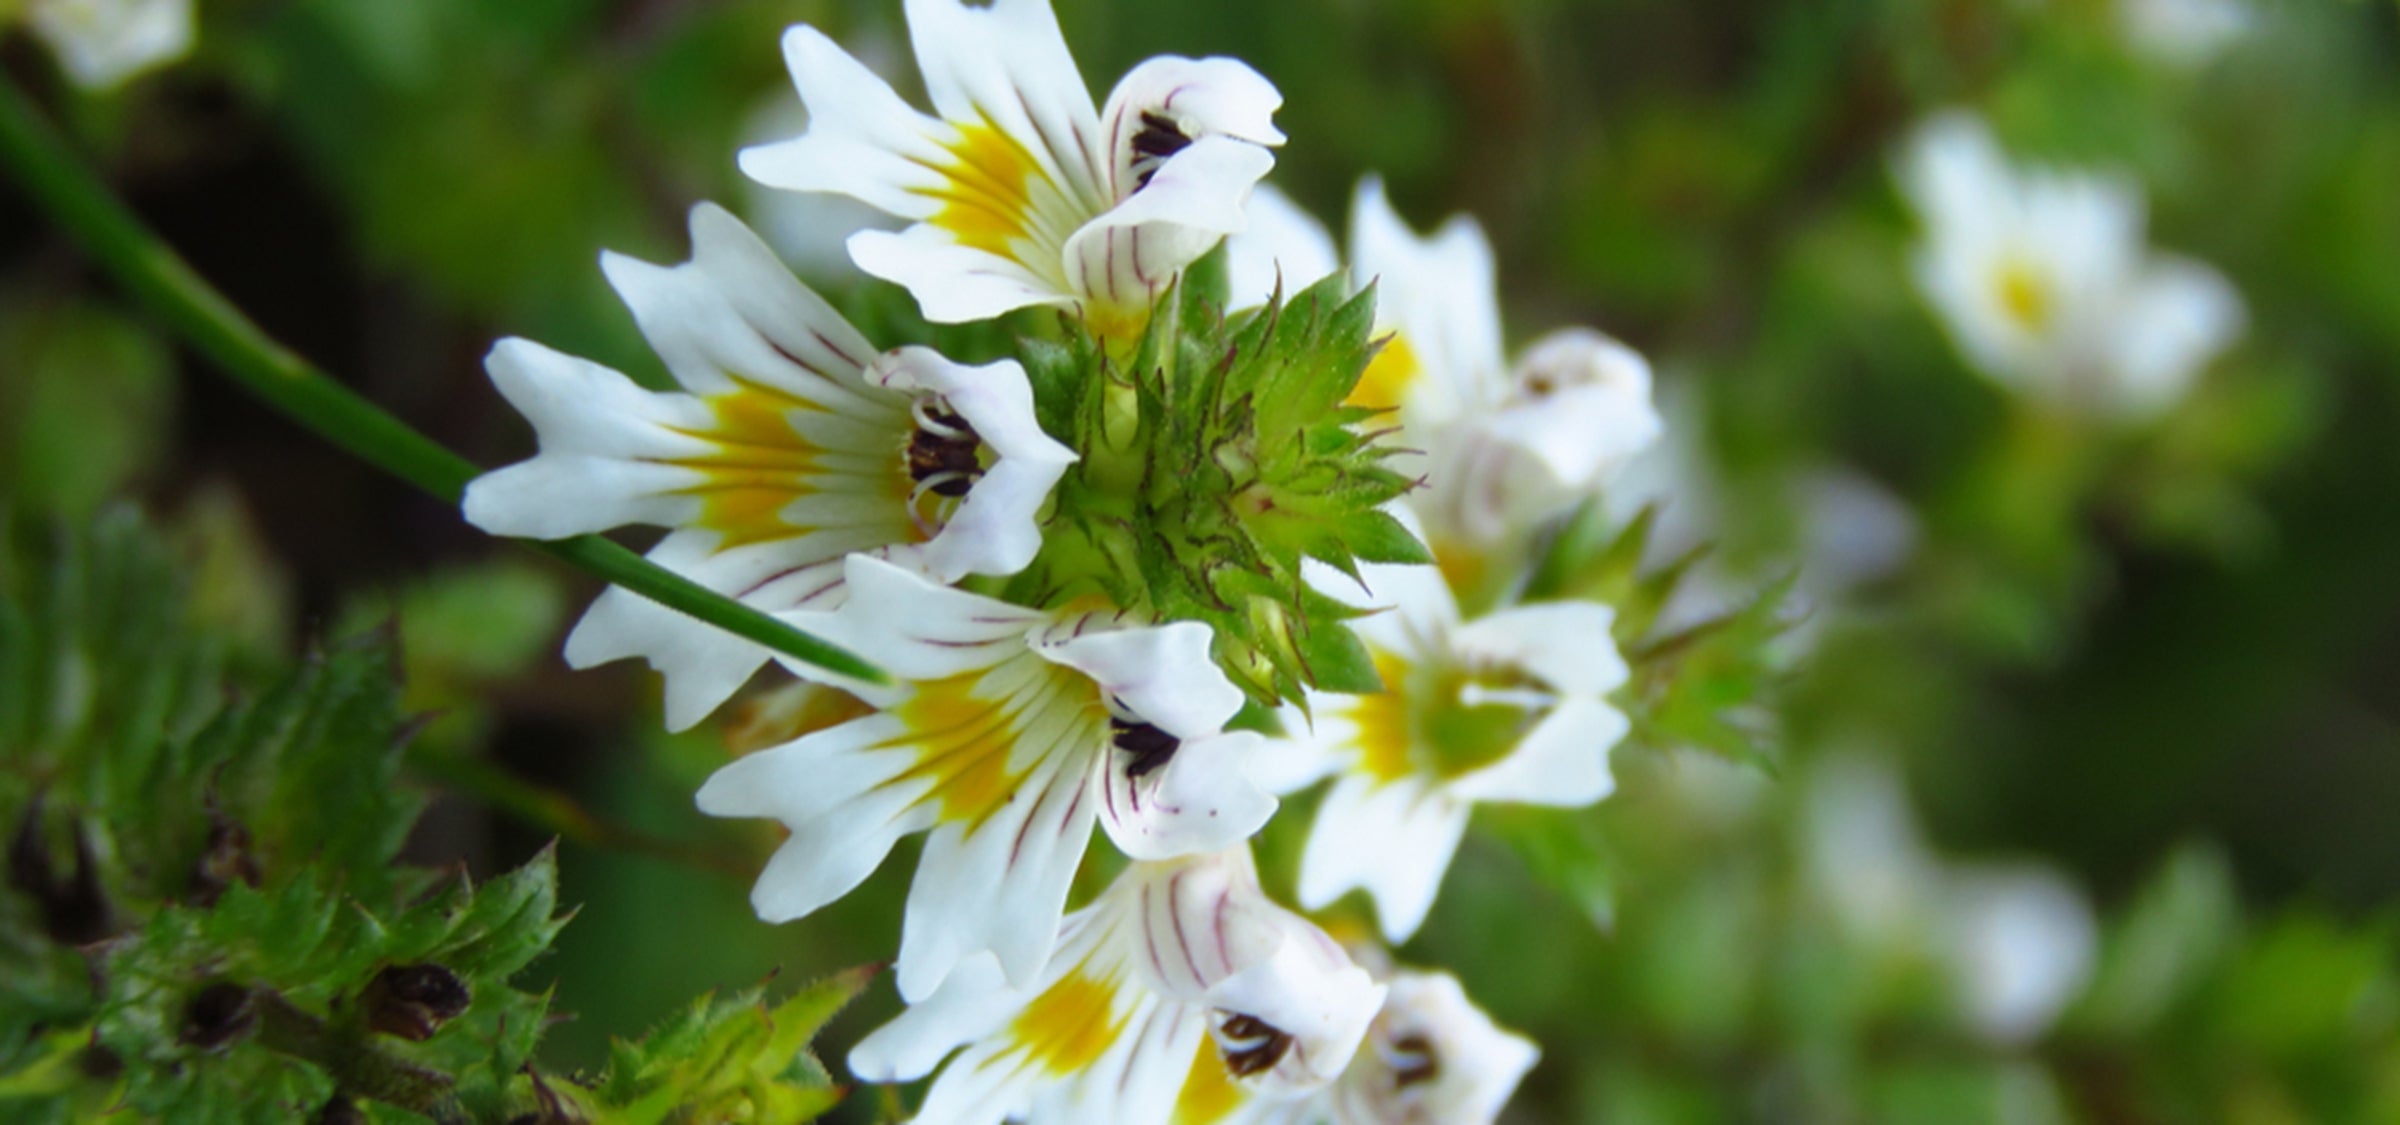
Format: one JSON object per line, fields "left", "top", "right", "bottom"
{"left": 0, "top": 511, "right": 865, "bottom": 1121}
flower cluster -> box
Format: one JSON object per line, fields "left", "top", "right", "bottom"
{"left": 464, "top": 0, "right": 1667, "bottom": 1119}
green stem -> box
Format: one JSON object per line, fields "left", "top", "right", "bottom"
{"left": 0, "top": 77, "right": 885, "bottom": 686}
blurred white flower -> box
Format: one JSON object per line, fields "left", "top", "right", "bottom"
{"left": 1802, "top": 755, "right": 2097, "bottom": 1044}
{"left": 463, "top": 205, "right": 1075, "bottom": 731}
{"left": 1943, "top": 868, "right": 2099, "bottom": 1044}
{"left": 849, "top": 848, "right": 1383, "bottom": 1125}
{"left": 24, "top": 0, "right": 192, "bottom": 90}
{"left": 697, "top": 556, "right": 1279, "bottom": 1002}
{"left": 1899, "top": 111, "right": 2245, "bottom": 422}
{"left": 742, "top": 0, "right": 1283, "bottom": 333}
{"left": 2120, "top": 0, "right": 2257, "bottom": 69}
{"left": 1266, "top": 523, "right": 1630, "bottom": 942}
{"left": 1227, "top": 179, "right": 1662, "bottom": 571}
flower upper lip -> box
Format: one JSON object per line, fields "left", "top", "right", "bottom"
{"left": 740, "top": 0, "right": 1285, "bottom": 327}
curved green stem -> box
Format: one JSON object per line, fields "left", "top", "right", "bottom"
{"left": 0, "top": 76, "right": 885, "bottom": 686}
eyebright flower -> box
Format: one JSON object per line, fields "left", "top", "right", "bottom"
{"left": 742, "top": 0, "right": 1285, "bottom": 333}
{"left": 696, "top": 555, "right": 1281, "bottom": 1002}
{"left": 462, "top": 204, "right": 1074, "bottom": 731}
{"left": 1803, "top": 757, "right": 2097, "bottom": 1045}
{"left": 1899, "top": 111, "right": 2246, "bottom": 421}
{"left": 1187, "top": 965, "right": 1541, "bottom": 1125}
{"left": 1228, "top": 180, "right": 1662, "bottom": 564}
{"left": 1265, "top": 540, "right": 1631, "bottom": 942}
{"left": 22, "top": 0, "right": 193, "bottom": 90}
{"left": 848, "top": 847, "right": 1384, "bottom": 1125}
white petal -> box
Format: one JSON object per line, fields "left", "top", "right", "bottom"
{"left": 461, "top": 339, "right": 712, "bottom": 539}
{"left": 897, "top": 748, "right": 1099, "bottom": 1000}
{"left": 1409, "top": 426, "right": 1565, "bottom": 555}
{"left": 1028, "top": 1000, "right": 1203, "bottom": 1125}
{"left": 902, "top": 0, "right": 1108, "bottom": 205}
{"left": 28, "top": 0, "right": 193, "bottom": 90}
{"left": 2122, "top": 0, "right": 2257, "bottom": 68}
{"left": 1298, "top": 776, "right": 1469, "bottom": 943}
{"left": 848, "top": 225, "right": 1079, "bottom": 323}
{"left": 1481, "top": 328, "right": 1663, "bottom": 491}
{"left": 788, "top": 555, "right": 1047, "bottom": 688}
{"left": 1943, "top": 868, "right": 2097, "bottom": 1044}
{"left": 1064, "top": 136, "right": 1278, "bottom": 315}
{"left": 1098, "top": 55, "right": 1286, "bottom": 200}
{"left": 1103, "top": 56, "right": 1285, "bottom": 150}
{"left": 873, "top": 346, "right": 1078, "bottom": 580}
{"left": 1036, "top": 619, "right": 1246, "bottom": 739}
{"left": 1897, "top": 111, "right": 2012, "bottom": 246}
{"left": 1348, "top": 176, "right": 1505, "bottom": 427}
{"left": 695, "top": 711, "right": 939, "bottom": 920}
{"left": 1203, "top": 919, "right": 1386, "bottom": 1096}
{"left": 739, "top": 25, "right": 955, "bottom": 220}
{"left": 601, "top": 204, "right": 884, "bottom": 404}
{"left": 1447, "top": 698, "right": 1624, "bottom": 808}
{"left": 1226, "top": 184, "right": 1342, "bottom": 311}
{"left": 561, "top": 530, "right": 847, "bottom": 731}
{"left": 2100, "top": 255, "right": 2244, "bottom": 419}
{"left": 1446, "top": 600, "right": 1628, "bottom": 698}
{"left": 1802, "top": 756, "right": 1942, "bottom": 940}
{"left": 1247, "top": 707, "right": 1346, "bottom": 795}
{"left": 1098, "top": 730, "right": 1280, "bottom": 861}
{"left": 848, "top": 952, "right": 1025, "bottom": 1083}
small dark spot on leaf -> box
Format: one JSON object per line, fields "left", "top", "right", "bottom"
{"left": 180, "top": 982, "right": 257, "bottom": 1049}
{"left": 363, "top": 963, "right": 471, "bottom": 1041}
{"left": 76, "top": 1043, "right": 122, "bottom": 1081}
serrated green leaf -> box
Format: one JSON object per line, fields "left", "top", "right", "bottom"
{"left": 1295, "top": 618, "right": 1384, "bottom": 695}
{"left": 593, "top": 965, "right": 874, "bottom": 1125}
{"left": 1339, "top": 509, "right": 1435, "bottom": 565}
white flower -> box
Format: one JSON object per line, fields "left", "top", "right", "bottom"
{"left": 1226, "top": 179, "right": 1662, "bottom": 554}
{"left": 2119, "top": 0, "right": 2256, "bottom": 69}
{"left": 741, "top": 0, "right": 1284, "bottom": 332}
{"left": 24, "top": 0, "right": 193, "bottom": 90}
{"left": 1801, "top": 756, "right": 2097, "bottom": 1044}
{"left": 462, "top": 203, "right": 1075, "bottom": 731}
{"left": 696, "top": 555, "right": 1281, "bottom": 1002}
{"left": 1189, "top": 966, "right": 1540, "bottom": 1125}
{"left": 1266, "top": 533, "right": 1631, "bottom": 943}
{"left": 1899, "top": 111, "right": 2245, "bottom": 421}
{"left": 848, "top": 848, "right": 1384, "bottom": 1125}
{"left": 1943, "top": 869, "right": 2099, "bottom": 1045}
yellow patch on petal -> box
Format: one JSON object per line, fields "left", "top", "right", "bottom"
{"left": 1008, "top": 969, "right": 1124, "bottom": 1076}
{"left": 1349, "top": 331, "right": 1422, "bottom": 410}
{"left": 1351, "top": 651, "right": 1416, "bottom": 783}
{"left": 923, "top": 119, "right": 1044, "bottom": 261}
{"left": 885, "top": 671, "right": 1026, "bottom": 827}
{"left": 1171, "top": 1030, "right": 1249, "bottom": 1124}
{"left": 1995, "top": 258, "right": 2054, "bottom": 333}
{"left": 662, "top": 381, "right": 821, "bottom": 549}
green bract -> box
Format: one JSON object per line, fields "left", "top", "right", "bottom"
{"left": 1010, "top": 251, "right": 1430, "bottom": 709}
